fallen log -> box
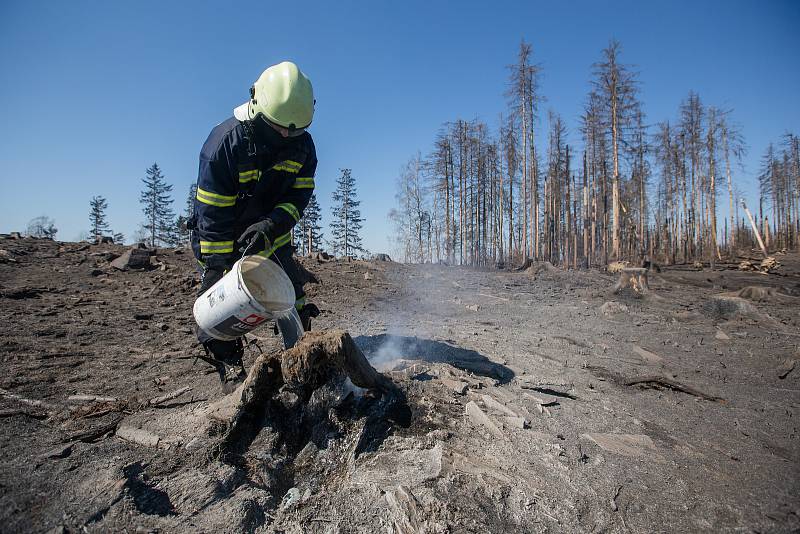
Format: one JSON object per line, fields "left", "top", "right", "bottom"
{"left": 68, "top": 394, "right": 118, "bottom": 403}
{"left": 146, "top": 386, "right": 192, "bottom": 407}
{"left": 64, "top": 415, "right": 123, "bottom": 443}
{"left": 0, "top": 408, "right": 48, "bottom": 419}
{"left": 740, "top": 199, "right": 768, "bottom": 258}
{"left": 0, "top": 387, "right": 58, "bottom": 412}
{"left": 624, "top": 376, "right": 723, "bottom": 402}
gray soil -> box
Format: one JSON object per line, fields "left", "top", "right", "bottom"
{"left": 0, "top": 236, "right": 798, "bottom": 533}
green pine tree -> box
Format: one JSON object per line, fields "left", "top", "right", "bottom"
{"left": 297, "top": 193, "right": 324, "bottom": 254}
{"left": 139, "top": 163, "right": 176, "bottom": 248}
{"left": 89, "top": 195, "right": 110, "bottom": 242}
{"left": 330, "top": 169, "right": 365, "bottom": 258}
{"left": 174, "top": 183, "right": 197, "bottom": 247}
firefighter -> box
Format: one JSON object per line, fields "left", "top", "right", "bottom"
{"left": 190, "top": 61, "right": 319, "bottom": 377}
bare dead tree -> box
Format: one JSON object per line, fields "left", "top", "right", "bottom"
{"left": 389, "top": 39, "right": 776, "bottom": 270}
{"left": 718, "top": 112, "right": 746, "bottom": 252}
{"left": 592, "top": 40, "right": 639, "bottom": 261}
{"left": 507, "top": 40, "right": 543, "bottom": 261}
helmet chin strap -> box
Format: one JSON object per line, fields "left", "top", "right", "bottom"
{"left": 248, "top": 86, "right": 259, "bottom": 120}
{"left": 241, "top": 119, "right": 257, "bottom": 158}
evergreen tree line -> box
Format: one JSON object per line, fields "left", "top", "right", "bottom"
{"left": 392, "top": 39, "right": 799, "bottom": 266}
{"left": 85, "top": 163, "right": 191, "bottom": 248}
{"left": 85, "top": 163, "right": 367, "bottom": 257}
{"left": 88, "top": 196, "right": 125, "bottom": 243}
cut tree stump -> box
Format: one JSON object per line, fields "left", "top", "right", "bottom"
{"left": 110, "top": 248, "right": 151, "bottom": 270}
{"left": 516, "top": 259, "right": 559, "bottom": 275}
{"left": 612, "top": 267, "right": 650, "bottom": 296}
{"left": 205, "top": 330, "right": 396, "bottom": 429}
{"left": 280, "top": 330, "right": 396, "bottom": 394}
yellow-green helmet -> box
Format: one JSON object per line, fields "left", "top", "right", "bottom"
{"left": 234, "top": 61, "right": 314, "bottom": 131}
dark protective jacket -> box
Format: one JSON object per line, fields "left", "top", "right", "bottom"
{"left": 190, "top": 117, "right": 317, "bottom": 268}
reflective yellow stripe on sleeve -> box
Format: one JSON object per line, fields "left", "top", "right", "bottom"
{"left": 276, "top": 202, "right": 300, "bottom": 222}
{"left": 238, "top": 169, "right": 260, "bottom": 184}
{"left": 199, "top": 240, "right": 234, "bottom": 254}
{"left": 196, "top": 187, "right": 237, "bottom": 207}
{"left": 256, "top": 232, "right": 293, "bottom": 258}
{"left": 271, "top": 160, "right": 303, "bottom": 173}
{"left": 292, "top": 177, "right": 315, "bottom": 189}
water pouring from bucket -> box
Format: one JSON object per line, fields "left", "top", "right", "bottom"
{"left": 193, "top": 255, "right": 304, "bottom": 348}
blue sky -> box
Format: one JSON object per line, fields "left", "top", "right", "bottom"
{"left": 0, "top": 1, "right": 798, "bottom": 252}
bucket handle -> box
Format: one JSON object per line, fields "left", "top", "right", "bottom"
{"left": 236, "top": 234, "right": 288, "bottom": 292}
{"left": 236, "top": 238, "right": 259, "bottom": 292}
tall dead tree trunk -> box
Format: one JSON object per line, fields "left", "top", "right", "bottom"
{"left": 507, "top": 40, "right": 542, "bottom": 262}
{"left": 592, "top": 41, "right": 638, "bottom": 263}
{"left": 707, "top": 107, "right": 719, "bottom": 265}
{"left": 722, "top": 123, "right": 735, "bottom": 252}
{"left": 583, "top": 151, "right": 590, "bottom": 267}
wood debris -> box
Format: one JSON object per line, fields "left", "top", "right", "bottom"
{"left": 37, "top": 443, "right": 74, "bottom": 461}
{"left": 440, "top": 377, "right": 468, "bottom": 395}
{"left": 464, "top": 400, "right": 504, "bottom": 439}
{"left": 0, "top": 387, "right": 57, "bottom": 412}
{"left": 146, "top": 386, "right": 192, "bottom": 407}
{"left": 582, "top": 433, "right": 657, "bottom": 458}
{"left": 624, "top": 375, "right": 723, "bottom": 402}
{"left": 632, "top": 345, "right": 663, "bottom": 364}
{"left": 777, "top": 359, "right": 796, "bottom": 379}
{"left": 116, "top": 426, "right": 161, "bottom": 448}
{"left": 481, "top": 394, "right": 520, "bottom": 417}
{"left": 68, "top": 394, "right": 118, "bottom": 403}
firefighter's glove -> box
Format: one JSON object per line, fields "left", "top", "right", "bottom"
{"left": 238, "top": 218, "right": 275, "bottom": 254}
{"left": 199, "top": 266, "right": 224, "bottom": 296}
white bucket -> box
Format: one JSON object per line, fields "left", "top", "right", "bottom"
{"left": 193, "top": 255, "right": 296, "bottom": 341}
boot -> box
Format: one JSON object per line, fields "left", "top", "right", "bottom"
{"left": 196, "top": 338, "right": 246, "bottom": 389}
{"left": 299, "top": 303, "right": 320, "bottom": 332}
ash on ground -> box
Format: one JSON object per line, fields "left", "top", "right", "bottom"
{"left": 0, "top": 236, "right": 798, "bottom": 533}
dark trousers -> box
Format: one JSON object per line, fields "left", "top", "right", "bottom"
{"left": 196, "top": 244, "right": 305, "bottom": 345}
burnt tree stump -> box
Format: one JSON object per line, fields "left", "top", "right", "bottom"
{"left": 612, "top": 267, "right": 650, "bottom": 296}
{"left": 281, "top": 330, "right": 394, "bottom": 393}
{"left": 205, "top": 330, "right": 395, "bottom": 429}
